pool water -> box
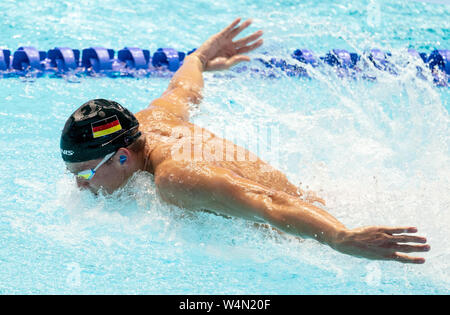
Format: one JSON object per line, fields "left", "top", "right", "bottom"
{"left": 0, "top": 0, "right": 449, "bottom": 294}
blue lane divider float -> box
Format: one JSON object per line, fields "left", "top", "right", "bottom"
{"left": 48, "top": 47, "right": 80, "bottom": 72}
{"left": 152, "top": 48, "right": 185, "bottom": 71}
{"left": 428, "top": 50, "right": 450, "bottom": 75}
{"left": 81, "top": 47, "right": 115, "bottom": 72}
{"left": 323, "top": 49, "right": 358, "bottom": 68}
{"left": 0, "top": 46, "right": 448, "bottom": 86}
{"left": 292, "top": 49, "right": 319, "bottom": 66}
{"left": 118, "top": 47, "right": 150, "bottom": 70}
{"left": 11, "top": 46, "right": 47, "bottom": 76}
{"left": 0, "top": 49, "right": 11, "bottom": 71}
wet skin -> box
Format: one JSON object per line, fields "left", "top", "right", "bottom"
{"left": 67, "top": 19, "right": 430, "bottom": 263}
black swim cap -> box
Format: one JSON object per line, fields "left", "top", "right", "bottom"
{"left": 60, "top": 99, "right": 141, "bottom": 163}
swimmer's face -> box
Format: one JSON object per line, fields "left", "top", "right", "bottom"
{"left": 66, "top": 150, "right": 130, "bottom": 195}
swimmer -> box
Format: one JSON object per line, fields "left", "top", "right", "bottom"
{"left": 61, "top": 18, "right": 430, "bottom": 263}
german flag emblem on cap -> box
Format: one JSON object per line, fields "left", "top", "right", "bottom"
{"left": 91, "top": 115, "right": 122, "bottom": 138}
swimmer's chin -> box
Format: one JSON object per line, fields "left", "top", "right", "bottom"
{"left": 78, "top": 179, "right": 134, "bottom": 197}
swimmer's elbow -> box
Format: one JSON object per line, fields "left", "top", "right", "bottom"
{"left": 218, "top": 175, "right": 286, "bottom": 222}
{"left": 168, "top": 84, "right": 203, "bottom": 104}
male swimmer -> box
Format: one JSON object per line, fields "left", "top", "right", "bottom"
{"left": 61, "top": 18, "right": 430, "bottom": 263}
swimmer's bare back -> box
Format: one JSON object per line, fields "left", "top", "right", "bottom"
{"left": 137, "top": 111, "right": 324, "bottom": 202}
{"left": 136, "top": 18, "right": 430, "bottom": 263}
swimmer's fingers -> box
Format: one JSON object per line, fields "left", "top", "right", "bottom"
{"left": 391, "top": 253, "right": 426, "bottom": 264}
{"left": 236, "top": 39, "right": 264, "bottom": 55}
{"left": 378, "top": 226, "right": 418, "bottom": 235}
{"left": 389, "top": 243, "right": 430, "bottom": 253}
{"left": 228, "top": 19, "right": 253, "bottom": 39}
{"left": 205, "top": 55, "right": 251, "bottom": 71}
{"left": 389, "top": 234, "right": 428, "bottom": 244}
{"left": 219, "top": 18, "right": 242, "bottom": 37}
{"left": 226, "top": 55, "right": 251, "bottom": 67}
{"left": 387, "top": 232, "right": 430, "bottom": 264}
{"left": 234, "top": 30, "right": 264, "bottom": 49}
{"left": 379, "top": 226, "right": 428, "bottom": 244}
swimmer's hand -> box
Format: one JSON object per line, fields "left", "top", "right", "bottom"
{"left": 192, "top": 18, "right": 263, "bottom": 71}
{"left": 333, "top": 226, "right": 430, "bottom": 264}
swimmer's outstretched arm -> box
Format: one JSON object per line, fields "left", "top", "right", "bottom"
{"left": 155, "top": 161, "right": 430, "bottom": 264}
{"left": 146, "top": 18, "right": 263, "bottom": 121}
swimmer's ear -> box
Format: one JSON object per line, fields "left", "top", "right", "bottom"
{"left": 115, "top": 148, "right": 131, "bottom": 166}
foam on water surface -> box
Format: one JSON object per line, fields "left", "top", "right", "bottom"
{"left": 0, "top": 0, "right": 449, "bottom": 294}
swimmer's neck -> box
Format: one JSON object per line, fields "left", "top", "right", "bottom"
{"left": 138, "top": 139, "right": 158, "bottom": 175}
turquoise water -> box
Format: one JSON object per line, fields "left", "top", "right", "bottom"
{"left": 0, "top": 0, "right": 449, "bottom": 294}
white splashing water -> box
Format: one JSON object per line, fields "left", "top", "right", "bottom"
{"left": 0, "top": 0, "right": 449, "bottom": 293}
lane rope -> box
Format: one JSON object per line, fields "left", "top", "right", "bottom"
{"left": 0, "top": 46, "right": 448, "bottom": 86}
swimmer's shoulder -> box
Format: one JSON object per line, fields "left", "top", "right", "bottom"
{"left": 136, "top": 107, "right": 178, "bottom": 122}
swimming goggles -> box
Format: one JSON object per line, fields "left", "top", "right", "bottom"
{"left": 76, "top": 151, "right": 116, "bottom": 180}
